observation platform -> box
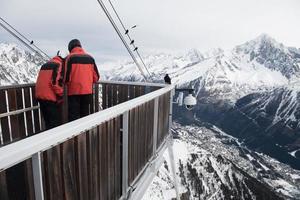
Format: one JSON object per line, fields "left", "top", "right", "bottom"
{"left": 0, "top": 81, "right": 176, "bottom": 200}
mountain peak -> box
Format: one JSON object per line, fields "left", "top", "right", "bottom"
{"left": 186, "top": 48, "right": 204, "bottom": 63}
{"left": 235, "top": 34, "right": 284, "bottom": 54}
{"left": 234, "top": 34, "right": 300, "bottom": 79}
{"left": 255, "top": 33, "right": 276, "bottom": 44}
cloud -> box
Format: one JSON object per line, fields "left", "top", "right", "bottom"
{"left": 1, "top": 0, "right": 300, "bottom": 64}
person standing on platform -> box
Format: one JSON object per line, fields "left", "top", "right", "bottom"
{"left": 64, "top": 39, "right": 100, "bottom": 121}
{"left": 164, "top": 74, "right": 171, "bottom": 84}
{"left": 35, "top": 55, "right": 64, "bottom": 130}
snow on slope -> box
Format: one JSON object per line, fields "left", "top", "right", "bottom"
{"left": 143, "top": 123, "right": 300, "bottom": 200}
{"left": 0, "top": 43, "right": 42, "bottom": 85}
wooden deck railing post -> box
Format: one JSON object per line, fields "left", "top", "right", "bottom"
{"left": 32, "top": 152, "right": 44, "bottom": 200}
{"left": 152, "top": 97, "right": 159, "bottom": 158}
{"left": 122, "top": 111, "right": 129, "bottom": 198}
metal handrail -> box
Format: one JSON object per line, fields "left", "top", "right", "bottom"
{"left": 0, "top": 106, "right": 39, "bottom": 118}
{"left": 0, "top": 84, "right": 174, "bottom": 171}
{"left": 0, "top": 80, "right": 167, "bottom": 90}
{"left": 0, "top": 80, "right": 167, "bottom": 120}
{"left": 0, "top": 83, "right": 35, "bottom": 90}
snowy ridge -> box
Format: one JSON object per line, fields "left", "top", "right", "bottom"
{"left": 236, "top": 87, "right": 300, "bottom": 136}
{"left": 103, "top": 34, "right": 299, "bottom": 102}
{"left": 235, "top": 34, "right": 300, "bottom": 79}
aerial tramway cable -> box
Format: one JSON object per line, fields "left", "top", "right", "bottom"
{"left": 0, "top": 17, "right": 51, "bottom": 60}
{"left": 95, "top": 0, "right": 149, "bottom": 81}
{"left": 107, "top": 0, "right": 153, "bottom": 78}
{"left": 0, "top": 20, "right": 48, "bottom": 62}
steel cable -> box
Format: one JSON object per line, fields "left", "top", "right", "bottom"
{"left": 107, "top": 0, "right": 153, "bottom": 78}
{"left": 0, "top": 21, "right": 47, "bottom": 61}
{"left": 96, "top": 0, "right": 148, "bottom": 81}
{"left": 0, "top": 17, "right": 51, "bottom": 59}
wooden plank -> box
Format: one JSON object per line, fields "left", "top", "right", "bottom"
{"left": 99, "top": 122, "right": 108, "bottom": 200}
{"left": 165, "top": 92, "right": 171, "bottom": 139}
{"left": 0, "top": 171, "right": 9, "bottom": 200}
{"left": 0, "top": 90, "right": 10, "bottom": 145}
{"left": 42, "top": 151, "right": 50, "bottom": 200}
{"left": 86, "top": 128, "right": 96, "bottom": 199}
{"left": 91, "top": 87, "right": 95, "bottom": 114}
{"left": 112, "top": 85, "right": 118, "bottom": 106}
{"left": 5, "top": 161, "right": 32, "bottom": 200}
{"left": 61, "top": 139, "right": 79, "bottom": 200}
{"left": 16, "top": 89, "right": 26, "bottom": 138}
{"left": 134, "top": 107, "right": 139, "bottom": 178}
{"left": 7, "top": 88, "right": 21, "bottom": 141}
{"left": 101, "top": 83, "right": 107, "bottom": 110}
{"left": 148, "top": 100, "right": 154, "bottom": 159}
{"left": 115, "top": 116, "right": 121, "bottom": 198}
{"left": 24, "top": 87, "right": 34, "bottom": 135}
{"left": 129, "top": 85, "right": 135, "bottom": 100}
{"left": 127, "top": 111, "right": 131, "bottom": 184}
{"left": 24, "top": 159, "right": 35, "bottom": 200}
{"left": 30, "top": 86, "right": 41, "bottom": 133}
{"left": 139, "top": 104, "right": 144, "bottom": 168}
{"left": 128, "top": 110, "right": 134, "bottom": 184}
{"left": 98, "top": 124, "right": 103, "bottom": 199}
{"left": 138, "top": 105, "right": 143, "bottom": 173}
{"left": 89, "top": 127, "right": 99, "bottom": 200}
{"left": 94, "top": 84, "right": 100, "bottom": 112}
{"left": 75, "top": 133, "right": 89, "bottom": 200}
{"left": 61, "top": 86, "right": 68, "bottom": 124}
{"left": 42, "top": 146, "right": 64, "bottom": 200}
{"left": 131, "top": 109, "right": 136, "bottom": 183}
{"left": 108, "top": 119, "right": 115, "bottom": 200}
{"left": 31, "top": 87, "right": 38, "bottom": 106}
{"left": 33, "top": 109, "right": 41, "bottom": 133}
{"left": 134, "top": 85, "right": 141, "bottom": 99}
{"left": 157, "top": 94, "right": 165, "bottom": 147}
{"left": 144, "top": 103, "right": 149, "bottom": 163}
{"left": 107, "top": 84, "right": 113, "bottom": 108}
{"left": 118, "top": 85, "right": 125, "bottom": 104}
{"left": 0, "top": 89, "right": 7, "bottom": 114}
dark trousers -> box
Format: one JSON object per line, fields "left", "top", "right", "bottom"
{"left": 39, "top": 100, "right": 61, "bottom": 130}
{"left": 68, "top": 94, "right": 92, "bottom": 122}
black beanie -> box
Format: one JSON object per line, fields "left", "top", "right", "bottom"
{"left": 68, "top": 39, "right": 81, "bottom": 52}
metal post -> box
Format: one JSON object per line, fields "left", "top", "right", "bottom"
{"left": 152, "top": 98, "right": 159, "bottom": 157}
{"left": 168, "top": 89, "right": 180, "bottom": 200}
{"left": 32, "top": 152, "right": 44, "bottom": 200}
{"left": 168, "top": 138, "right": 180, "bottom": 200}
{"left": 122, "top": 111, "right": 129, "bottom": 198}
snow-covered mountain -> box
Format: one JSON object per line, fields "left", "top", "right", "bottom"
{"left": 235, "top": 34, "right": 300, "bottom": 79}
{"left": 103, "top": 34, "right": 300, "bottom": 102}
{"left": 143, "top": 123, "right": 300, "bottom": 200}
{"left": 0, "top": 43, "right": 42, "bottom": 85}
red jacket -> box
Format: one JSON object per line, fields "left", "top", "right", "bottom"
{"left": 35, "top": 56, "right": 64, "bottom": 102}
{"left": 64, "top": 47, "right": 100, "bottom": 95}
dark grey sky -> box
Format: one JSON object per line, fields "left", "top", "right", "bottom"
{"left": 1, "top": 0, "right": 300, "bottom": 64}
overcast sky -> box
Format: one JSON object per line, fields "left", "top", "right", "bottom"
{"left": 1, "top": 0, "right": 300, "bottom": 64}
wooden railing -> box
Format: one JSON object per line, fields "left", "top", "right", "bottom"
{"left": 0, "top": 81, "right": 173, "bottom": 200}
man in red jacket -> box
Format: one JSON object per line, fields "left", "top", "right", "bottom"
{"left": 35, "top": 55, "right": 64, "bottom": 130}
{"left": 65, "top": 39, "right": 100, "bottom": 121}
